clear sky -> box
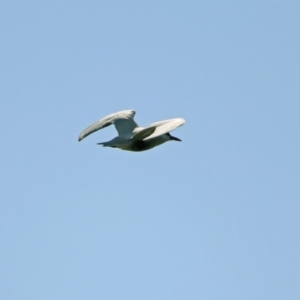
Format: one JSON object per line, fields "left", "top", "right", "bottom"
{"left": 1, "top": 1, "right": 299, "bottom": 299}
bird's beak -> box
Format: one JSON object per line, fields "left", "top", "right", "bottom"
{"left": 171, "top": 136, "right": 182, "bottom": 142}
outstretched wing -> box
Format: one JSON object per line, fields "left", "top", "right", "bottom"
{"left": 78, "top": 110, "right": 138, "bottom": 141}
{"left": 132, "top": 118, "right": 185, "bottom": 141}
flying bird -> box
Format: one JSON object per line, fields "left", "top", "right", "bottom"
{"left": 78, "top": 110, "right": 185, "bottom": 152}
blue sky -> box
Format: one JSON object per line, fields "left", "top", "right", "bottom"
{"left": 1, "top": 1, "right": 299, "bottom": 299}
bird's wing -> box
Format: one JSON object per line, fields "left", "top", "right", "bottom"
{"left": 78, "top": 110, "right": 138, "bottom": 141}
{"left": 132, "top": 118, "right": 185, "bottom": 141}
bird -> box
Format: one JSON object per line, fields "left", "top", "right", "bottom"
{"left": 78, "top": 109, "right": 185, "bottom": 152}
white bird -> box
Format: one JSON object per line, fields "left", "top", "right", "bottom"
{"left": 78, "top": 110, "right": 185, "bottom": 152}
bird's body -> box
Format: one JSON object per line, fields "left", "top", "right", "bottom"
{"left": 78, "top": 110, "right": 185, "bottom": 152}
